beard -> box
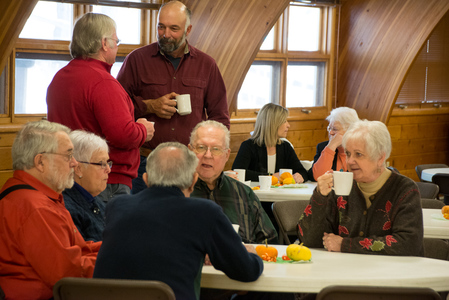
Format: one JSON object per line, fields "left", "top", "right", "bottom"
{"left": 46, "top": 160, "right": 75, "bottom": 193}
{"left": 157, "top": 32, "right": 186, "bottom": 54}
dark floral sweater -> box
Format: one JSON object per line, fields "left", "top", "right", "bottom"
{"left": 297, "top": 172, "right": 424, "bottom": 256}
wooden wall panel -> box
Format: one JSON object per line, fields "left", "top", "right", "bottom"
{"left": 338, "top": 0, "right": 449, "bottom": 122}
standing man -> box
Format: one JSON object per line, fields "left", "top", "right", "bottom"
{"left": 93, "top": 142, "right": 262, "bottom": 300}
{"left": 47, "top": 13, "right": 154, "bottom": 202}
{"left": 0, "top": 120, "right": 101, "bottom": 299}
{"left": 117, "top": 0, "right": 230, "bottom": 193}
{"left": 189, "top": 121, "right": 278, "bottom": 244}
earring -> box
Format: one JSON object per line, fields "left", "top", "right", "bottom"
{"left": 79, "top": 175, "right": 83, "bottom": 179}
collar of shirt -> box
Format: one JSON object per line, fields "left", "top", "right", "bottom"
{"left": 74, "top": 57, "right": 113, "bottom": 73}
{"left": 13, "top": 170, "right": 64, "bottom": 203}
{"left": 73, "top": 182, "right": 95, "bottom": 204}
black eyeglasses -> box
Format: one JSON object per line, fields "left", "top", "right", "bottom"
{"left": 40, "top": 152, "right": 74, "bottom": 162}
{"left": 78, "top": 161, "right": 113, "bottom": 169}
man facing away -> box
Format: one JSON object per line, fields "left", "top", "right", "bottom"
{"left": 47, "top": 12, "right": 154, "bottom": 202}
{"left": 93, "top": 142, "right": 262, "bottom": 300}
{"left": 189, "top": 120, "right": 278, "bottom": 244}
{"left": 0, "top": 120, "right": 101, "bottom": 299}
{"left": 116, "top": 0, "right": 230, "bottom": 194}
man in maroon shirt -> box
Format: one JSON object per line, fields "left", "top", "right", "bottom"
{"left": 117, "top": 0, "right": 230, "bottom": 194}
{"left": 47, "top": 13, "right": 154, "bottom": 202}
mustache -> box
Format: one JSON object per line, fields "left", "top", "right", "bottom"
{"left": 159, "top": 37, "right": 176, "bottom": 44}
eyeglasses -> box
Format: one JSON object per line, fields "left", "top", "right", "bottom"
{"left": 327, "top": 125, "right": 340, "bottom": 133}
{"left": 40, "top": 152, "right": 74, "bottom": 162}
{"left": 106, "top": 37, "right": 121, "bottom": 46}
{"left": 192, "top": 144, "right": 227, "bottom": 156}
{"left": 78, "top": 161, "right": 113, "bottom": 169}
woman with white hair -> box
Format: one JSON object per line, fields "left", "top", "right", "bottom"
{"left": 298, "top": 120, "right": 423, "bottom": 256}
{"left": 63, "top": 130, "right": 111, "bottom": 242}
{"left": 309, "top": 107, "right": 359, "bottom": 181}
{"left": 232, "top": 103, "right": 308, "bottom": 183}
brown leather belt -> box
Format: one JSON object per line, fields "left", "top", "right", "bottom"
{"left": 139, "top": 147, "right": 153, "bottom": 157}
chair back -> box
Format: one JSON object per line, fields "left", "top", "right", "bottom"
{"left": 417, "top": 182, "right": 440, "bottom": 199}
{"left": 432, "top": 173, "right": 449, "bottom": 195}
{"left": 423, "top": 238, "right": 449, "bottom": 261}
{"left": 387, "top": 166, "right": 400, "bottom": 173}
{"left": 317, "top": 285, "right": 441, "bottom": 300}
{"left": 272, "top": 200, "right": 308, "bottom": 245}
{"left": 421, "top": 198, "right": 445, "bottom": 209}
{"left": 415, "top": 164, "right": 449, "bottom": 182}
{"left": 53, "top": 277, "right": 176, "bottom": 300}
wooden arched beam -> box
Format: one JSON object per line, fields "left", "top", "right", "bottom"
{"left": 184, "top": 0, "right": 290, "bottom": 114}
{"left": 337, "top": 0, "right": 449, "bottom": 122}
{"left": 0, "top": 0, "right": 38, "bottom": 73}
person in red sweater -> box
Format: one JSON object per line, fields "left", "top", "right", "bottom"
{"left": 0, "top": 120, "right": 101, "bottom": 299}
{"left": 47, "top": 13, "right": 154, "bottom": 202}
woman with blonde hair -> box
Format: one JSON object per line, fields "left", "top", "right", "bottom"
{"left": 232, "top": 103, "right": 308, "bottom": 182}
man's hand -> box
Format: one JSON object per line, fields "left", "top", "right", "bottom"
{"left": 137, "top": 118, "right": 155, "bottom": 142}
{"left": 143, "top": 92, "right": 178, "bottom": 119}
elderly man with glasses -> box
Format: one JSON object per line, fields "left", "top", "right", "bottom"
{"left": 47, "top": 12, "right": 154, "bottom": 203}
{"left": 0, "top": 120, "right": 101, "bottom": 299}
{"left": 189, "top": 121, "right": 278, "bottom": 245}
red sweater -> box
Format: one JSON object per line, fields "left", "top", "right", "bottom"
{"left": 47, "top": 58, "right": 146, "bottom": 188}
{"left": 0, "top": 171, "right": 101, "bottom": 299}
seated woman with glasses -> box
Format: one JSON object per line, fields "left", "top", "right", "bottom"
{"left": 232, "top": 103, "right": 308, "bottom": 183}
{"left": 63, "top": 130, "right": 112, "bottom": 242}
{"left": 308, "top": 107, "right": 359, "bottom": 181}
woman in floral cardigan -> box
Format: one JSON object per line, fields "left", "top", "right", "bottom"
{"left": 298, "top": 120, "right": 423, "bottom": 256}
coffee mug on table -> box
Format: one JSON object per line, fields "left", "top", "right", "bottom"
{"left": 233, "top": 169, "right": 246, "bottom": 182}
{"left": 259, "top": 175, "right": 272, "bottom": 190}
{"left": 332, "top": 171, "right": 353, "bottom": 196}
{"left": 175, "top": 94, "right": 192, "bottom": 116}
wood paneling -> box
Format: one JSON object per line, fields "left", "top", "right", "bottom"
{"left": 184, "top": 0, "right": 290, "bottom": 113}
{"left": 338, "top": 0, "right": 449, "bottom": 122}
{"left": 0, "top": 0, "right": 38, "bottom": 73}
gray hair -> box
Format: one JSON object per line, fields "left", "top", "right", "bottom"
{"left": 189, "top": 120, "right": 230, "bottom": 149}
{"left": 326, "top": 107, "right": 359, "bottom": 130}
{"left": 251, "top": 103, "right": 289, "bottom": 147}
{"left": 145, "top": 142, "right": 198, "bottom": 190}
{"left": 342, "top": 120, "right": 392, "bottom": 162}
{"left": 69, "top": 130, "right": 109, "bottom": 165}
{"left": 12, "top": 120, "right": 71, "bottom": 171}
{"left": 70, "top": 13, "right": 116, "bottom": 59}
{"left": 159, "top": 1, "right": 192, "bottom": 31}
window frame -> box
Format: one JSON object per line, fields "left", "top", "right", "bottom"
{"left": 234, "top": 3, "right": 336, "bottom": 121}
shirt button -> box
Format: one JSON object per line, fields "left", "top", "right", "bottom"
{"left": 359, "top": 231, "right": 364, "bottom": 236}
{"left": 363, "top": 211, "right": 367, "bottom": 215}
{"left": 171, "top": 128, "right": 175, "bottom": 131}
{"left": 174, "top": 77, "right": 176, "bottom": 79}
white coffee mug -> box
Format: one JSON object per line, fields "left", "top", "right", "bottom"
{"left": 333, "top": 171, "right": 353, "bottom": 196}
{"left": 175, "top": 94, "right": 192, "bottom": 116}
{"left": 223, "top": 171, "right": 237, "bottom": 178}
{"left": 259, "top": 175, "right": 272, "bottom": 191}
{"left": 279, "top": 168, "right": 293, "bottom": 176}
{"left": 233, "top": 169, "right": 246, "bottom": 182}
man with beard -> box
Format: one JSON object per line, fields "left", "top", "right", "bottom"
{"left": 0, "top": 120, "right": 101, "bottom": 299}
{"left": 117, "top": 0, "right": 230, "bottom": 194}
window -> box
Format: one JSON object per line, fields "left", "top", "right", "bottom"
{"left": 238, "top": 3, "right": 335, "bottom": 111}
{"left": 8, "top": 0, "right": 159, "bottom": 117}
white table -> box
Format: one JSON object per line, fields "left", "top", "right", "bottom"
{"left": 252, "top": 182, "right": 317, "bottom": 202}
{"left": 423, "top": 208, "right": 449, "bottom": 239}
{"left": 421, "top": 168, "right": 449, "bottom": 182}
{"left": 201, "top": 245, "right": 449, "bottom": 293}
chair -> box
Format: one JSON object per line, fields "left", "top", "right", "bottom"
{"left": 316, "top": 285, "right": 441, "bottom": 300}
{"left": 423, "top": 238, "right": 449, "bottom": 261}
{"left": 53, "top": 277, "right": 176, "bottom": 300}
{"left": 272, "top": 200, "right": 309, "bottom": 245}
{"left": 432, "top": 173, "right": 449, "bottom": 205}
{"left": 415, "top": 164, "right": 449, "bottom": 182}
{"left": 387, "top": 166, "right": 400, "bottom": 173}
{"left": 416, "top": 182, "right": 440, "bottom": 199}
{"left": 421, "top": 198, "right": 445, "bottom": 209}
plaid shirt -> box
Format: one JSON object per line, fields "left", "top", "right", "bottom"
{"left": 192, "top": 173, "right": 278, "bottom": 244}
